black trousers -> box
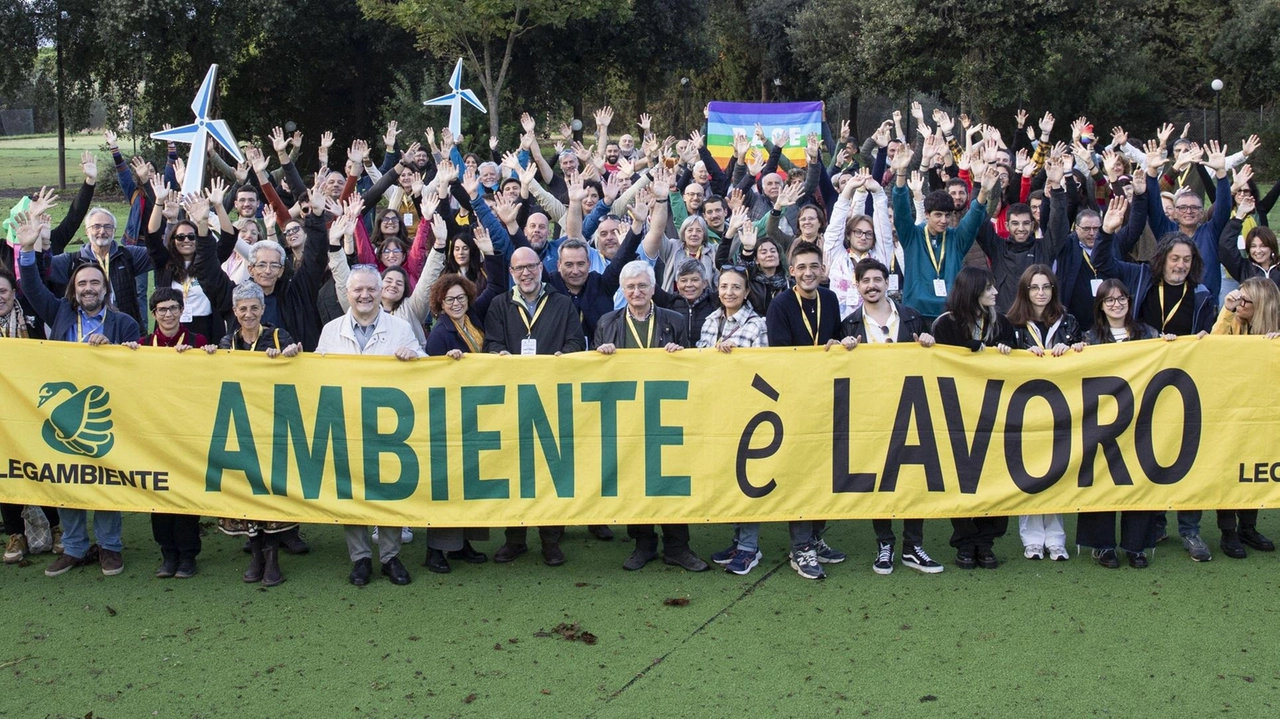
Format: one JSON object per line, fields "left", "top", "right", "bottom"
{"left": 873, "top": 518, "right": 923, "bottom": 547}
{"left": 1, "top": 504, "right": 59, "bottom": 534}
{"left": 151, "top": 514, "right": 202, "bottom": 559}
{"left": 949, "top": 516, "right": 1008, "bottom": 552}
{"left": 1076, "top": 511, "right": 1156, "bottom": 555}
{"left": 628, "top": 524, "right": 690, "bottom": 554}
{"left": 1217, "top": 509, "right": 1259, "bottom": 533}
{"left": 505, "top": 526, "right": 564, "bottom": 546}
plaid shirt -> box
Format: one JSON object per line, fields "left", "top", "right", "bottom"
{"left": 696, "top": 305, "right": 769, "bottom": 349}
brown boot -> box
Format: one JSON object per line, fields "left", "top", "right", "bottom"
{"left": 261, "top": 537, "right": 284, "bottom": 587}
{"left": 242, "top": 536, "right": 264, "bottom": 583}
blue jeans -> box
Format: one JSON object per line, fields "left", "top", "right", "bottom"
{"left": 59, "top": 509, "right": 123, "bottom": 558}
{"left": 1155, "top": 510, "right": 1203, "bottom": 537}
{"left": 732, "top": 523, "right": 760, "bottom": 553}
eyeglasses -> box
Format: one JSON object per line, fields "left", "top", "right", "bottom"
{"left": 442, "top": 295, "right": 468, "bottom": 306}
{"left": 1028, "top": 283, "right": 1054, "bottom": 292}
{"left": 621, "top": 283, "right": 652, "bottom": 292}
{"left": 88, "top": 224, "right": 115, "bottom": 232}
{"left": 352, "top": 264, "right": 379, "bottom": 271}
{"left": 878, "top": 325, "right": 894, "bottom": 343}
{"left": 153, "top": 304, "right": 182, "bottom": 315}
{"left": 381, "top": 247, "right": 404, "bottom": 255}
{"left": 172, "top": 232, "right": 197, "bottom": 241}
{"left": 1102, "top": 296, "right": 1129, "bottom": 306}
{"left": 849, "top": 230, "right": 874, "bottom": 239}
{"left": 1174, "top": 205, "right": 1203, "bottom": 213}
{"left": 510, "top": 263, "right": 541, "bottom": 275}
{"left": 720, "top": 264, "right": 747, "bottom": 273}
{"left": 380, "top": 216, "right": 400, "bottom": 224}
{"left": 1239, "top": 297, "right": 1254, "bottom": 306}
{"left": 1076, "top": 225, "right": 1101, "bottom": 232}
{"left": 284, "top": 227, "right": 303, "bottom": 235}
{"left": 253, "top": 261, "right": 284, "bottom": 270}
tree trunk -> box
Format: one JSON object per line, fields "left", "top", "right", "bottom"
{"left": 847, "top": 94, "right": 859, "bottom": 141}
{"left": 487, "top": 85, "right": 501, "bottom": 142}
{"left": 56, "top": 12, "right": 65, "bottom": 189}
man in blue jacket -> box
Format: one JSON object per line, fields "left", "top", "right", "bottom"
{"left": 14, "top": 213, "right": 138, "bottom": 579}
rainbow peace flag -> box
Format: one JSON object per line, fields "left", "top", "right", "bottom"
{"left": 707, "top": 100, "right": 824, "bottom": 170}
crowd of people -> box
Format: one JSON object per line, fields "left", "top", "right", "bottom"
{"left": 1, "top": 103, "right": 1277, "bottom": 585}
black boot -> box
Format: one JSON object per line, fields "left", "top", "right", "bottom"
{"left": 426, "top": 548, "right": 451, "bottom": 574}
{"left": 277, "top": 527, "right": 310, "bottom": 555}
{"left": 262, "top": 537, "right": 284, "bottom": 587}
{"left": 243, "top": 536, "right": 265, "bottom": 583}
{"left": 451, "top": 541, "right": 487, "bottom": 564}
{"left": 1240, "top": 525, "right": 1275, "bottom": 552}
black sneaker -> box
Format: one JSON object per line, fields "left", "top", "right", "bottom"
{"left": 1127, "top": 551, "right": 1149, "bottom": 569}
{"left": 976, "top": 547, "right": 999, "bottom": 569}
{"left": 155, "top": 555, "right": 178, "bottom": 579}
{"left": 872, "top": 543, "right": 894, "bottom": 575}
{"left": 902, "top": 545, "right": 943, "bottom": 574}
{"left": 1092, "top": 548, "right": 1120, "bottom": 569}
{"left": 789, "top": 547, "right": 825, "bottom": 580}
{"left": 174, "top": 557, "right": 197, "bottom": 579}
{"left": 954, "top": 549, "right": 976, "bottom": 570}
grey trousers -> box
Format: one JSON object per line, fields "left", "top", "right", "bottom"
{"left": 426, "top": 528, "right": 490, "bottom": 551}
{"left": 345, "top": 525, "right": 402, "bottom": 562}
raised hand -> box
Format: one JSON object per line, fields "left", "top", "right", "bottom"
{"left": 907, "top": 170, "right": 924, "bottom": 196}
{"left": 233, "top": 161, "right": 250, "bottom": 184}
{"left": 872, "top": 120, "right": 892, "bottom": 148}
{"left": 1110, "top": 126, "right": 1128, "bottom": 148}
{"left": 128, "top": 156, "right": 151, "bottom": 184}
{"left": 1236, "top": 190, "right": 1256, "bottom": 218}
{"left": 1155, "top": 122, "right": 1175, "bottom": 148}
{"left": 727, "top": 187, "right": 745, "bottom": 211}
{"left": 1232, "top": 163, "right": 1254, "bottom": 193}
{"left": 1102, "top": 194, "right": 1129, "bottom": 233}
{"left": 181, "top": 191, "right": 212, "bottom": 222}
{"left": 172, "top": 157, "right": 186, "bottom": 186}
{"left": 423, "top": 127, "right": 436, "bottom": 148}
{"left": 649, "top": 166, "right": 673, "bottom": 197}
{"left": 1242, "top": 134, "right": 1261, "bottom": 156}
{"left": 1100, "top": 149, "right": 1120, "bottom": 181}
{"left": 937, "top": 111, "right": 955, "bottom": 136}
{"left": 773, "top": 181, "right": 803, "bottom": 210}
{"left": 494, "top": 193, "right": 519, "bottom": 226}
{"left": 732, "top": 132, "right": 750, "bottom": 159}
{"left": 840, "top": 119, "right": 850, "bottom": 139}
{"left": 461, "top": 166, "right": 481, "bottom": 199}
{"left": 806, "top": 132, "right": 820, "bottom": 162}
{"left": 348, "top": 139, "right": 368, "bottom": 167}
{"left": 565, "top": 171, "right": 586, "bottom": 204}
{"left": 270, "top": 126, "right": 288, "bottom": 154}
{"left": 594, "top": 106, "right": 614, "bottom": 128}
{"left": 435, "top": 159, "right": 458, "bottom": 186}
{"left": 207, "top": 176, "right": 228, "bottom": 207}
{"left": 889, "top": 145, "right": 915, "bottom": 173}
{"left": 1144, "top": 138, "right": 1166, "bottom": 174}
{"left": 27, "top": 186, "right": 59, "bottom": 217}
{"left": 738, "top": 218, "right": 758, "bottom": 250}
{"left": 246, "top": 146, "right": 269, "bottom": 173}
{"left": 162, "top": 190, "right": 181, "bottom": 221}
{"left": 1204, "top": 140, "right": 1228, "bottom": 175}
{"left": 689, "top": 129, "right": 705, "bottom": 148}
{"left": 638, "top": 113, "right": 652, "bottom": 132}
{"left": 1044, "top": 156, "right": 1065, "bottom": 186}
{"left": 383, "top": 121, "right": 399, "bottom": 149}
{"left": 745, "top": 148, "right": 766, "bottom": 176}
{"left": 1038, "top": 111, "right": 1055, "bottom": 136}
{"left": 15, "top": 212, "right": 40, "bottom": 251}
{"left": 80, "top": 150, "right": 98, "bottom": 183}
{"left": 1015, "top": 109, "right": 1028, "bottom": 128}
{"left": 602, "top": 172, "right": 620, "bottom": 204}
{"left": 616, "top": 155, "right": 635, "bottom": 178}
{"left": 103, "top": 128, "right": 118, "bottom": 148}
{"left": 262, "top": 206, "right": 277, "bottom": 233}
{"left": 727, "top": 205, "right": 748, "bottom": 233}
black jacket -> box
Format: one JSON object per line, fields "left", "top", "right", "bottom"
{"left": 655, "top": 286, "right": 717, "bottom": 343}
{"left": 841, "top": 301, "right": 928, "bottom": 343}
{"left": 1219, "top": 217, "right": 1280, "bottom": 288}
{"left": 483, "top": 286, "right": 585, "bottom": 355}
{"left": 1010, "top": 312, "right": 1083, "bottom": 350}
{"left": 193, "top": 214, "right": 329, "bottom": 352}
{"left": 931, "top": 311, "right": 1016, "bottom": 352}
{"left": 593, "top": 306, "right": 689, "bottom": 348}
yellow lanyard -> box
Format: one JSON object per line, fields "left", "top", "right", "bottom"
{"left": 625, "top": 304, "right": 656, "bottom": 348}
{"left": 1024, "top": 322, "right": 1046, "bottom": 350}
{"left": 924, "top": 234, "right": 945, "bottom": 277}
{"left": 1081, "top": 247, "right": 1097, "bottom": 277}
{"left": 515, "top": 291, "right": 549, "bottom": 337}
{"left": 152, "top": 330, "right": 187, "bottom": 347}
{"left": 795, "top": 287, "right": 821, "bottom": 346}
{"left": 1158, "top": 282, "right": 1187, "bottom": 331}
{"left": 75, "top": 312, "right": 101, "bottom": 343}
{"left": 181, "top": 275, "right": 193, "bottom": 300}
{"left": 231, "top": 328, "right": 275, "bottom": 352}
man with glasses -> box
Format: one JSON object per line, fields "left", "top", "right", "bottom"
{"left": 592, "top": 260, "right": 709, "bottom": 572}
{"left": 13, "top": 213, "right": 138, "bottom": 578}
{"left": 194, "top": 177, "right": 332, "bottom": 351}
{"left": 47, "top": 208, "right": 152, "bottom": 331}
{"left": 1144, "top": 139, "right": 1232, "bottom": 301}
{"left": 839, "top": 258, "right": 942, "bottom": 574}
{"left": 1047, "top": 176, "right": 1148, "bottom": 331}
{"left": 484, "top": 246, "right": 585, "bottom": 567}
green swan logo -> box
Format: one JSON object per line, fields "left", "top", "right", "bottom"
{"left": 37, "top": 382, "right": 115, "bottom": 458}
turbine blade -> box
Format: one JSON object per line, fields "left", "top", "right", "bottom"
{"left": 450, "top": 58, "right": 464, "bottom": 90}
{"left": 206, "top": 120, "right": 244, "bottom": 162}
{"left": 191, "top": 64, "right": 219, "bottom": 118}
{"left": 460, "top": 89, "right": 487, "bottom": 113}
{"left": 424, "top": 92, "right": 458, "bottom": 107}
{"left": 150, "top": 123, "right": 201, "bottom": 143}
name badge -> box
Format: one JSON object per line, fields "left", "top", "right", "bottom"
{"left": 1090, "top": 279, "right": 1104, "bottom": 296}
{"left": 521, "top": 338, "right": 537, "bottom": 356}
{"left": 888, "top": 275, "right": 899, "bottom": 292}
{"left": 933, "top": 278, "right": 947, "bottom": 297}
{"left": 180, "top": 311, "right": 193, "bottom": 324}
{"left": 405, "top": 213, "right": 415, "bottom": 228}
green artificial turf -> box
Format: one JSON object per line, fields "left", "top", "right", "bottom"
{"left": 2, "top": 514, "right": 1278, "bottom": 718}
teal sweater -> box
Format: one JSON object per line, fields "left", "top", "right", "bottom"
{"left": 891, "top": 184, "right": 987, "bottom": 318}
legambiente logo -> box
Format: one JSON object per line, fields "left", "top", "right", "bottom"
{"left": 37, "top": 382, "right": 115, "bottom": 459}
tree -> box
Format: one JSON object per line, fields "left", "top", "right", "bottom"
{"left": 360, "top": 0, "right": 630, "bottom": 140}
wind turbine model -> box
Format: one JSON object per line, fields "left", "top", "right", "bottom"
{"left": 424, "top": 58, "right": 487, "bottom": 136}
{"left": 150, "top": 64, "right": 244, "bottom": 196}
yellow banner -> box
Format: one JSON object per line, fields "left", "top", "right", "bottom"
{"left": 1, "top": 338, "right": 1278, "bottom": 527}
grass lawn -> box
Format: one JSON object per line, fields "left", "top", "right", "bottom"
{"left": 1, "top": 515, "right": 1278, "bottom": 717}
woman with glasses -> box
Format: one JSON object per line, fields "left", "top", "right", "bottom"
{"left": 416, "top": 250, "right": 507, "bottom": 572}
{"left": 822, "top": 168, "right": 894, "bottom": 317}
{"left": 1005, "top": 264, "right": 1084, "bottom": 562}
{"left": 203, "top": 281, "right": 300, "bottom": 586}
{"left": 1077, "top": 278, "right": 1167, "bottom": 568}
{"left": 1207, "top": 278, "right": 1280, "bottom": 557}
{"left": 932, "top": 266, "right": 1014, "bottom": 569}
{"left": 348, "top": 206, "right": 432, "bottom": 290}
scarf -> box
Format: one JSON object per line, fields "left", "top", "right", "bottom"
{"left": 1, "top": 303, "right": 29, "bottom": 339}
{"left": 452, "top": 314, "right": 484, "bottom": 354}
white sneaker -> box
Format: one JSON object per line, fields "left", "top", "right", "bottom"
{"left": 1024, "top": 545, "right": 1044, "bottom": 560}
{"left": 400, "top": 527, "right": 414, "bottom": 543}
{"left": 1046, "top": 545, "right": 1069, "bottom": 561}
{"left": 371, "top": 527, "right": 379, "bottom": 542}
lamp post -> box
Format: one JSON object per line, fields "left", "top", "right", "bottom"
{"left": 1211, "top": 78, "right": 1223, "bottom": 143}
